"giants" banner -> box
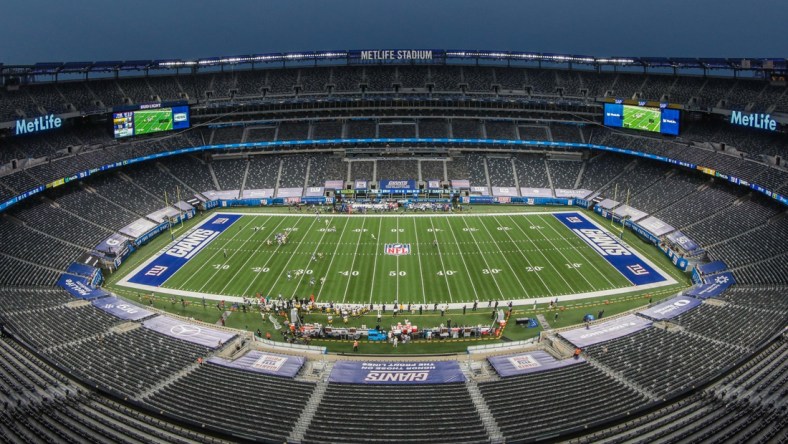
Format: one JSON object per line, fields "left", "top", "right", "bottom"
{"left": 329, "top": 361, "right": 465, "bottom": 384}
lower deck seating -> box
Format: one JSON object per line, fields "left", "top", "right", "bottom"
{"left": 304, "top": 383, "right": 487, "bottom": 444}
{"left": 479, "top": 362, "right": 647, "bottom": 442}
{"left": 145, "top": 362, "right": 315, "bottom": 442}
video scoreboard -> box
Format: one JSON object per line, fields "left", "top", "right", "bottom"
{"left": 113, "top": 103, "right": 190, "bottom": 139}
{"left": 603, "top": 103, "right": 680, "bottom": 136}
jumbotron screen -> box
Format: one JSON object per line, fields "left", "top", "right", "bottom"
{"left": 603, "top": 103, "right": 679, "bottom": 135}
{"left": 113, "top": 105, "right": 190, "bottom": 138}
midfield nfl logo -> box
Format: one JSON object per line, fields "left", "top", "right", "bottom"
{"left": 384, "top": 243, "right": 411, "bottom": 256}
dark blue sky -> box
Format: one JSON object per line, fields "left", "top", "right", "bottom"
{"left": 1, "top": 0, "right": 785, "bottom": 64}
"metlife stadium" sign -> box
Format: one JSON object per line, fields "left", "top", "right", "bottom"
{"left": 360, "top": 50, "right": 433, "bottom": 61}
{"left": 730, "top": 111, "right": 777, "bottom": 131}
{"left": 15, "top": 114, "right": 62, "bottom": 135}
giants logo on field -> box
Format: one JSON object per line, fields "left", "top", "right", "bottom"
{"left": 145, "top": 265, "right": 168, "bottom": 276}
{"left": 385, "top": 244, "right": 411, "bottom": 256}
{"left": 627, "top": 264, "right": 649, "bottom": 275}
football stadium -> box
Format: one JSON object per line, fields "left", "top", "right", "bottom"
{"left": 0, "top": 46, "right": 787, "bottom": 443}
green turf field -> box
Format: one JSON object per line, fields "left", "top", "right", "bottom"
{"left": 622, "top": 105, "right": 661, "bottom": 133}
{"left": 121, "top": 211, "right": 672, "bottom": 304}
{"left": 133, "top": 108, "right": 173, "bottom": 135}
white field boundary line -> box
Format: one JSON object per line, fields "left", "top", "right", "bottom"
{"left": 115, "top": 211, "right": 679, "bottom": 306}
{"left": 114, "top": 278, "right": 680, "bottom": 309}
{"left": 117, "top": 213, "right": 252, "bottom": 289}
{"left": 199, "top": 211, "right": 576, "bottom": 218}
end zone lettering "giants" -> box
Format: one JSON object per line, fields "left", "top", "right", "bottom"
{"left": 572, "top": 228, "right": 631, "bottom": 256}
{"left": 166, "top": 229, "right": 219, "bottom": 258}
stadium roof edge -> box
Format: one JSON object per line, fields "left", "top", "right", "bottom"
{"left": 2, "top": 49, "right": 786, "bottom": 76}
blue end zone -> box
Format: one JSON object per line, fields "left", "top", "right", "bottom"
{"left": 554, "top": 212, "right": 666, "bottom": 286}
{"left": 128, "top": 214, "right": 241, "bottom": 286}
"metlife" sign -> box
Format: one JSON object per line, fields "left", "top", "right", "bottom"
{"left": 730, "top": 111, "right": 777, "bottom": 131}
{"left": 15, "top": 115, "right": 62, "bottom": 135}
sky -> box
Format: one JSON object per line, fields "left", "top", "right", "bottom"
{"left": 0, "top": 0, "right": 786, "bottom": 64}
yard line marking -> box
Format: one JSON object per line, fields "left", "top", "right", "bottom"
{"left": 538, "top": 214, "right": 620, "bottom": 288}
{"left": 512, "top": 214, "right": 599, "bottom": 289}
{"left": 456, "top": 216, "right": 506, "bottom": 299}
{"left": 475, "top": 215, "right": 530, "bottom": 298}
{"left": 441, "top": 217, "right": 477, "bottom": 303}
{"left": 235, "top": 218, "right": 301, "bottom": 296}
{"left": 315, "top": 217, "right": 352, "bottom": 302}
{"left": 504, "top": 214, "right": 575, "bottom": 291}
{"left": 395, "top": 216, "right": 400, "bottom": 303}
{"left": 289, "top": 215, "right": 333, "bottom": 297}
{"left": 491, "top": 214, "right": 553, "bottom": 297}
{"left": 368, "top": 217, "right": 384, "bottom": 305}
{"left": 265, "top": 216, "right": 319, "bottom": 296}
{"left": 340, "top": 218, "right": 367, "bottom": 303}
{"left": 215, "top": 215, "right": 283, "bottom": 294}
{"left": 412, "top": 217, "right": 427, "bottom": 305}
{"left": 191, "top": 216, "right": 261, "bottom": 293}
{"left": 428, "top": 217, "right": 455, "bottom": 303}
{"left": 233, "top": 216, "right": 293, "bottom": 296}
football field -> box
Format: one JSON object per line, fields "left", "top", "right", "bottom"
{"left": 622, "top": 105, "right": 661, "bottom": 132}
{"left": 120, "top": 211, "right": 674, "bottom": 305}
{"left": 133, "top": 109, "right": 173, "bottom": 135}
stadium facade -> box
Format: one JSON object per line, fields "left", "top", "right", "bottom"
{"left": 0, "top": 49, "right": 785, "bottom": 443}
